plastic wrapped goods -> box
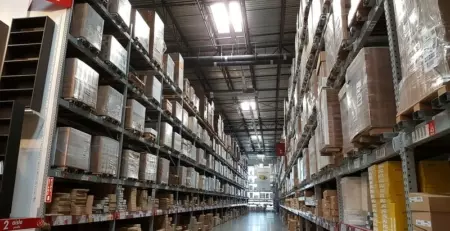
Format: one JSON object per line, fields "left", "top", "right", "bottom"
{"left": 108, "top": 0, "right": 131, "bottom": 28}
{"left": 345, "top": 48, "right": 396, "bottom": 141}
{"left": 315, "top": 129, "right": 334, "bottom": 170}
{"left": 173, "top": 132, "right": 182, "bottom": 152}
{"left": 172, "top": 101, "right": 182, "bottom": 122}
{"left": 100, "top": 35, "right": 127, "bottom": 75}
{"left": 63, "top": 58, "right": 99, "bottom": 109}
{"left": 163, "top": 54, "right": 175, "bottom": 81}
{"left": 182, "top": 109, "right": 189, "bottom": 127}
{"left": 53, "top": 127, "right": 91, "bottom": 171}
{"left": 90, "top": 136, "right": 120, "bottom": 176}
{"left": 324, "top": 0, "right": 350, "bottom": 76}
{"left": 144, "top": 10, "right": 165, "bottom": 66}
{"left": 144, "top": 75, "right": 162, "bottom": 104}
{"left": 139, "top": 153, "right": 157, "bottom": 182}
{"left": 188, "top": 117, "right": 198, "bottom": 134}
{"left": 340, "top": 177, "right": 367, "bottom": 226}
{"left": 316, "top": 87, "right": 342, "bottom": 153}
{"left": 70, "top": 3, "right": 104, "bottom": 51}
{"left": 133, "top": 10, "right": 150, "bottom": 54}
{"left": 393, "top": 0, "right": 450, "bottom": 115}
{"left": 338, "top": 84, "right": 355, "bottom": 156}
{"left": 96, "top": 86, "right": 124, "bottom": 124}
{"left": 308, "top": 135, "right": 317, "bottom": 176}
{"left": 120, "top": 150, "right": 140, "bottom": 179}
{"left": 157, "top": 157, "right": 170, "bottom": 184}
{"left": 125, "top": 99, "right": 146, "bottom": 133}
{"left": 169, "top": 53, "right": 184, "bottom": 91}
{"left": 170, "top": 166, "right": 187, "bottom": 186}
{"left": 160, "top": 123, "right": 173, "bottom": 147}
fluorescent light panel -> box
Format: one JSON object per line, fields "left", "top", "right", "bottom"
{"left": 211, "top": 1, "right": 243, "bottom": 34}
{"left": 241, "top": 100, "right": 256, "bottom": 110}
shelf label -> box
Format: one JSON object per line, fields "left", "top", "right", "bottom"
{"left": 0, "top": 218, "right": 46, "bottom": 231}
{"left": 353, "top": 158, "right": 360, "bottom": 169}
{"left": 427, "top": 120, "right": 436, "bottom": 136}
{"left": 45, "top": 177, "right": 54, "bottom": 203}
{"left": 46, "top": 0, "right": 72, "bottom": 8}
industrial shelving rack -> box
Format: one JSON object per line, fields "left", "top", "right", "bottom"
{"left": 0, "top": 0, "right": 248, "bottom": 230}
{"left": 277, "top": 0, "right": 450, "bottom": 231}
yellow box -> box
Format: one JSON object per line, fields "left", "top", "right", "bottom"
{"left": 418, "top": 161, "right": 450, "bottom": 194}
{"left": 377, "top": 161, "right": 403, "bottom": 182}
{"left": 380, "top": 201, "right": 407, "bottom": 231}
{"left": 378, "top": 183, "right": 405, "bottom": 199}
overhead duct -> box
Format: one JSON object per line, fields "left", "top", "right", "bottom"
{"left": 184, "top": 54, "right": 293, "bottom": 66}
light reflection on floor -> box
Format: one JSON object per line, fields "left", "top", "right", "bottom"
{"left": 213, "top": 212, "right": 287, "bottom": 231}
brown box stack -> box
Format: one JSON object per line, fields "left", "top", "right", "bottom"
{"left": 322, "top": 190, "right": 338, "bottom": 222}
{"left": 316, "top": 86, "right": 342, "bottom": 154}
{"left": 126, "top": 188, "right": 137, "bottom": 212}
{"left": 410, "top": 193, "right": 450, "bottom": 231}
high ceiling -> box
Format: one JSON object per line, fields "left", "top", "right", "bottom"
{"left": 131, "top": 0, "right": 299, "bottom": 156}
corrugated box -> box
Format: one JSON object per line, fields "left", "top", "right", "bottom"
{"left": 173, "top": 132, "right": 182, "bottom": 152}
{"left": 100, "top": 35, "right": 127, "bottom": 75}
{"left": 125, "top": 99, "right": 146, "bottom": 133}
{"left": 345, "top": 47, "right": 396, "bottom": 141}
{"left": 338, "top": 84, "right": 355, "bottom": 156}
{"left": 54, "top": 127, "right": 91, "bottom": 171}
{"left": 160, "top": 123, "right": 173, "bottom": 147}
{"left": 96, "top": 85, "right": 124, "bottom": 124}
{"left": 108, "top": 0, "right": 131, "bottom": 28}
{"left": 144, "top": 75, "right": 162, "bottom": 104}
{"left": 90, "top": 136, "right": 120, "bottom": 176}
{"left": 417, "top": 161, "right": 450, "bottom": 194}
{"left": 316, "top": 87, "right": 342, "bottom": 153}
{"left": 63, "top": 58, "right": 99, "bottom": 109}
{"left": 144, "top": 10, "right": 165, "bottom": 66}
{"left": 409, "top": 193, "right": 450, "bottom": 212}
{"left": 70, "top": 3, "right": 104, "bottom": 51}
{"left": 139, "top": 153, "right": 157, "bottom": 182}
{"left": 169, "top": 53, "right": 184, "bottom": 91}
{"left": 412, "top": 212, "right": 449, "bottom": 231}
{"left": 120, "top": 150, "right": 140, "bottom": 179}
{"left": 132, "top": 10, "right": 150, "bottom": 53}
{"left": 170, "top": 166, "right": 187, "bottom": 186}
{"left": 172, "top": 101, "right": 182, "bottom": 122}
{"left": 157, "top": 157, "right": 170, "bottom": 184}
{"left": 163, "top": 54, "right": 175, "bottom": 80}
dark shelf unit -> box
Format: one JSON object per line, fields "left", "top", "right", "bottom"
{"left": 0, "top": 17, "right": 55, "bottom": 112}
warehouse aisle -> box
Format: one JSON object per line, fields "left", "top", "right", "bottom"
{"left": 213, "top": 212, "right": 287, "bottom": 231}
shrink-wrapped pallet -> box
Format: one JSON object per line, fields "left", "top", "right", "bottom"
{"left": 54, "top": 127, "right": 91, "bottom": 171}
{"left": 340, "top": 177, "right": 367, "bottom": 226}
{"left": 324, "top": 0, "right": 350, "bottom": 76}
{"left": 120, "top": 150, "right": 140, "bottom": 179}
{"left": 63, "top": 58, "right": 99, "bottom": 109}
{"left": 70, "top": 3, "right": 104, "bottom": 51}
{"left": 157, "top": 157, "right": 170, "bottom": 184}
{"left": 173, "top": 132, "right": 182, "bottom": 152}
{"left": 188, "top": 116, "right": 198, "bottom": 134}
{"left": 144, "top": 75, "right": 162, "bottom": 104}
{"left": 182, "top": 109, "right": 189, "bottom": 127}
{"left": 125, "top": 99, "right": 145, "bottom": 133}
{"left": 139, "top": 153, "right": 157, "bottom": 181}
{"left": 108, "top": 0, "right": 131, "bottom": 28}
{"left": 160, "top": 122, "right": 173, "bottom": 147}
{"left": 338, "top": 84, "right": 354, "bottom": 155}
{"left": 100, "top": 35, "right": 127, "bottom": 75}
{"left": 96, "top": 85, "right": 124, "bottom": 124}
{"left": 170, "top": 166, "right": 187, "bottom": 186}
{"left": 316, "top": 87, "right": 342, "bottom": 153}
{"left": 172, "top": 101, "right": 182, "bottom": 122}
{"left": 132, "top": 10, "right": 150, "bottom": 53}
{"left": 315, "top": 129, "right": 334, "bottom": 170}
{"left": 90, "top": 136, "right": 120, "bottom": 176}
{"left": 169, "top": 53, "right": 184, "bottom": 91}
{"left": 163, "top": 54, "right": 175, "bottom": 81}
{"left": 393, "top": 0, "right": 450, "bottom": 115}
{"left": 345, "top": 48, "right": 396, "bottom": 141}
{"left": 305, "top": 0, "right": 326, "bottom": 57}
{"left": 141, "top": 10, "right": 165, "bottom": 66}
{"left": 308, "top": 135, "right": 317, "bottom": 176}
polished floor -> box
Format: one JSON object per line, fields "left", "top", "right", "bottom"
{"left": 213, "top": 212, "right": 287, "bottom": 231}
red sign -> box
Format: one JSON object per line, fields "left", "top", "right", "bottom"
{"left": 45, "top": 177, "right": 54, "bottom": 203}
{"left": 276, "top": 142, "right": 285, "bottom": 156}
{"left": 46, "top": 0, "right": 72, "bottom": 8}
{"left": 0, "top": 218, "right": 47, "bottom": 231}
{"left": 427, "top": 120, "right": 436, "bottom": 136}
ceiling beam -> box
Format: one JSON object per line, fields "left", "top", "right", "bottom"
{"left": 225, "top": 128, "right": 283, "bottom": 133}
{"left": 274, "top": 0, "right": 286, "bottom": 147}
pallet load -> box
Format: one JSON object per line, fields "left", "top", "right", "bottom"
{"left": 345, "top": 47, "right": 396, "bottom": 146}
{"left": 173, "top": 132, "right": 182, "bottom": 152}
{"left": 53, "top": 127, "right": 91, "bottom": 171}
{"left": 163, "top": 54, "right": 175, "bottom": 81}
{"left": 144, "top": 10, "right": 165, "bottom": 66}
{"left": 394, "top": 0, "right": 450, "bottom": 121}
{"left": 315, "top": 128, "right": 334, "bottom": 171}
{"left": 125, "top": 99, "right": 146, "bottom": 134}
{"left": 96, "top": 86, "right": 124, "bottom": 124}
{"left": 100, "top": 35, "right": 127, "bottom": 76}
{"left": 417, "top": 161, "right": 450, "bottom": 194}
{"left": 409, "top": 193, "right": 450, "bottom": 231}
{"left": 132, "top": 10, "right": 150, "bottom": 54}
{"left": 169, "top": 166, "right": 187, "bottom": 186}
{"left": 340, "top": 177, "right": 368, "bottom": 226}
{"left": 90, "top": 136, "right": 120, "bottom": 176}
{"left": 120, "top": 150, "right": 140, "bottom": 180}
{"left": 157, "top": 157, "right": 170, "bottom": 184}
{"left": 70, "top": 3, "right": 104, "bottom": 51}
{"left": 108, "top": 0, "right": 131, "bottom": 29}
{"left": 169, "top": 53, "right": 184, "bottom": 92}
{"left": 144, "top": 74, "right": 162, "bottom": 104}
{"left": 126, "top": 187, "right": 137, "bottom": 212}
{"left": 160, "top": 122, "right": 173, "bottom": 148}
{"left": 338, "top": 84, "right": 356, "bottom": 156}
{"left": 322, "top": 190, "right": 339, "bottom": 222}
{"left": 138, "top": 153, "right": 157, "bottom": 182}
{"left": 63, "top": 58, "right": 99, "bottom": 109}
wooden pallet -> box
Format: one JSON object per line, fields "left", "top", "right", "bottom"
{"left": 143, "top": 132, "right": 156, "bottom": 142}
{"left": 104, "top": 60, "right": 126, "bottom": 78}
{"left": 100, "top": 115, "right": 121, "bottom": 126}
{"left": 65, "top": 97, "right": 96, "bottom": 114}
{"left": 351, "top": 127, "right": 392, "bottom": 148}
{"left": 110, "top": 13, "right": 129, "bottom": 32}
{"left": 53, "top": 166, "right": 88, "bottom": 174}
{"left": 319, "top": 146, "right": 342, "bottom": 156}
{"left": 396, "top": 84, "right": 450, "bottom": 124}
{"left": 126, "top": 128, "right": 144, "bottom": 137}
{"left": 76, "top": 36, "right": 100, "bottom": 55}
{"left": 128, "top": 72, "right": 146, "bottom": 93}
{"left": 91, "top": 172, "right": 115, "bottom": 178}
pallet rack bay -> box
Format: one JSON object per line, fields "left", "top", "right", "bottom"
{"left": 278, "top": 0, "right": 450, "bottom": 231}
{"left": 0, "top": 1, "right": 248, "bottom": 230}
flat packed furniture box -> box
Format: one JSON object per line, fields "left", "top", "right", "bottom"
{"left": 54, "top": 127, "right": 91, "bottom": 171}
{"left": 157, "top": 157, "right": 170, "bottom": 184}
{"left": 132, "top": 9, "right": 150, "bottom": 53}
{"left": 90, "top": 136, "right": 120, "bottom": 176}
{"left": 144, "top": 74, "right": 162, "bottom": 104}
{"left": 96, "top": 85, "right": 124, "bottom": 124}
{"left": 172, "top": 101, "right": 182, "bottom": 122}
{"left": 170, "top": 166, "right": 187, "bottom": 186}
{"left": 160, "top": 122, "right": 173, "bottom": 147}
{"left": 139, "top": 153, "right": 157, "bottom": 181}
{"left": 63, "top": 58, "right": 99, "bottom": 109}
{"left": 125, "top": 99, "right": 146, "bottom": 133}
{"left": 169, "top": 53, "right": 184, "bottom": 91}
{"left": 338, "top": 84, "right": 355, "bottom": 156}
{"left": 394, "top": 0, "right": 450, "bottom": 116}
{"left": 316, "top": 87, "right": 342, "bottom": 154}
{"left": 163, "top": 54, "right": 175, "bottom": 81}
{"left": 345, "top": 47, "right": 396, "bottom": 142}
{"left": 120, "top": 150, "right": 140, "bottom": 179}
{"left": 107, "top": 0, "right": 131, "bottom": 29}
{"left": 70, "top": 3, "right": 104, "bottom": 51}
{"left": 143, "top": 10, "right": 165, "bottom": 66}
{"left": 173, "top": 132, "right": 182, "bottom": 152}
{"left": 100, "top": 35, "right": 127, "bottom": 75}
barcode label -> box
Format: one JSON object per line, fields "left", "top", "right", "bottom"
{"left": 423, "top": 28, "right": 439, "bottom": 72}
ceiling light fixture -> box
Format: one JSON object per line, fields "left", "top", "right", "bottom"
{"left": 210, "top": 1, "right": 243, "bottom": 34}
{"left": 241, "top": 100, "right": 256, "bottom": 110}
{"left": 251, "top": 135, "right": 262, "bottom": 140}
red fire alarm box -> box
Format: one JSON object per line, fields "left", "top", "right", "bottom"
{"left": 276, "top": 142, "right": 285, "bottom": 156}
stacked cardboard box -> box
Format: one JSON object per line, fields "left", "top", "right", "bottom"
{"left": 338, "top": 84, "right": 356, "bottom": 156}
{"left": 169, "top": 53, "right": 184, "bottom": 91}
{"left": 417, "top": 161, "right": 450, "bottom": 194}
{"left": 169, "top": 166, "right": 187, "bottom": 186}
{"left": 126, "top": 187, "right": 137, "bottom": 212}
{"left": 163, "top": 54, "right": 174, "bottom": 81}
{"left": 108, "top": 0, "right": 131, "bottom": 28}
{"left": 63, "top": 58, "right": 99, "bottom": 109}
{"left": 316, "top": 85, "right": 342, "bottom": 154}
{"left": 173, "top": 132, "right": 182, "bottom": 152}
{"left": 120, "top": 150, "right": 140, "bottom": 179}
{"left": 100, "top": 35, "right": 127, "bottom": 75}
{"left": 137, "top": 189, "right": 149, "bottom": 211}
{"left": 340, "top": 177, "right": 367, "bottom": 226}
{"left": 160, "top": 123, "right": 173, "bottom": 147}
{"left": 154, "top": 215, "right": 172, "bottom": 230}
{"left": 125, "top": 99, "right": 146, "bottom": 133}
{"left": 47, "top": 189, "right": 91, "bottom": 215}
{"left": 144, "top": 75, "right": 162, "bottom": 104}
{"left": 54, "top": 127, "right": 91, "bottom": 171}
{"left": 90, "top": 136, "right": 120, "bottom": 176}
{"left": 144, "top": 10, "right": 165, "bottom": 66}
{"left": 157, "top": 157, "right": 170, "bottom": 184}
{"left": 321, "top": 190, "right": 338, "bottom": 222}
{"left": 70, "top": 3, "right": 104, "bottom": 51}
{"left": 410, "top": 193, "right": 450, "bottom": 231}
{"left": 139, "top": 153, "right": 157, "bottom": 181}
{"left": 96, "top": 86, "right": 124, "bottom": 124}
{"left": 132, "top": 9, "right": 150, "bottom": 54}
{"left": 158, "top": 193, "right": 174, "bottom": 210}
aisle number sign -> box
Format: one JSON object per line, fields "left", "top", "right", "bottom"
{"left": 45, "top": 177, "right": 54, "bottom": 203}
{"left": 46, "top": 0, "right": 73, "bottom": 8}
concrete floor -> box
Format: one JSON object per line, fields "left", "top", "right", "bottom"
{"left": 213, "top": 212, "right": 287, "bottom": 231}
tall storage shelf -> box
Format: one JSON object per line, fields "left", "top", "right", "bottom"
{"left": 279, "top": 0, "right": 450, "bottom": 231}
{"left": 0, "top": 0, "right": 247, "bottom": 230}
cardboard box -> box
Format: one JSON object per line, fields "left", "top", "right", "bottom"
{"left": 120, "top": 150, "right": 140, "bottom": 179}
{"left": 157, "top": 157, "right": 170, "bottom": 184}
{"left": 54, "top": 127, "right": 91, "bottom": 171}
{"left": 132, "top": 9, "right": 150, "bottom": 53}
{"left": 412, "top": 211, "right": 450, "bottom": 231}
{"left": 63, "top": 58, "right": 99, "bottom": 109}
{"left": 90, "top": 136, "right": 120, "bottom": 176}
{"left": 409, "top": 193, "right": 450, "bottom": 212}
{"left": 163, "top": 54, "right": 174, "bottom": 80}
{"left": 71, "top": 3, "right": 104, "bottom": 51}
{"left": 100, "top": 35, "right": 127, "bottom": 75}
{"left": 108, "top": 0, "right": 131, "bottom": 28}
{"left": 125, "top": 99, "right": 146, "bottom": 133}
{"left": 145, "top": 75, "right": 162, "bottom": 104}
{"left": 96, "top": 86, "right": 124, "bottom": 123}
{"left": 169, "top": 53, "right": 184, "bottom": 91}
{"left": 143, "top": 10, "right": 165, "bottom": 66}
